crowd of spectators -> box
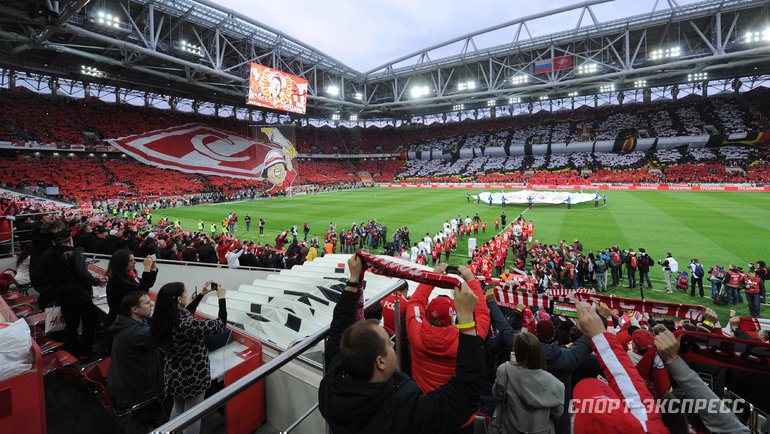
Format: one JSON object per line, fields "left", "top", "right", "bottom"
{"left": 319, "top": 248, "right": 769, "bottom": 433}
{"left": 2, "top": 86, "right": 768, "bottom": 158}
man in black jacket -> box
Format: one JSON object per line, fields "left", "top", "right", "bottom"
{"left": 319, "top": 255, "right": 484, "bottom": 433}
{"left": 43, "top": 229, "right": 103, "bottom": 357}
{"left": 107, "top": 291, "right": 165, "bottom": 433}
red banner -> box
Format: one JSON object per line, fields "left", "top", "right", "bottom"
{"left": 247, "top": 63, "right": 308, "bottom": 114}
{"left": 553, "top": 55, "right": 573, "bottom": 71}
{"left": 107, "top": 123, "right": 292, "bottom": 181}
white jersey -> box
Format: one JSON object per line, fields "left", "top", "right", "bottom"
{"left": 443, "top": 222, "right": 451, "bottom": 235}
{"left": 451, "top": 220, "right": 458, "bottom": 232}
{"left": 667, "top": 257, "right": 679, "bottom": 273}
{"left": 465, "top": 217, "right": 472, "bottom": 226}
{"left": 411, "top": 246, "right": 419, "bottom": 262}
{"left": 400, "top": 251, "right": 410, "bottom": 261}
{"left": 423, "top": 236, "right": 433, "bottom": 251}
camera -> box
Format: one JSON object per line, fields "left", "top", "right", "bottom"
{"left": 211, "top": 282, "right": 218, "bottom": 291}
{"left": 446, "top": 265, "right": 460, "bottom": 274}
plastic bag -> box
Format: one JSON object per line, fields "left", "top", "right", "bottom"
{"left": 0, "top": 319, "right": 33, "bottom": 382}
{"left": 45, "top": 305, "right": 66, "bottom": 333}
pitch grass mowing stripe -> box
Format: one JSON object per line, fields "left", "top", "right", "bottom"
{"left": 666, "top": 191, "right": 770, "bottom": 232}
{"left": 160, "top": 188, "right": 769, "bottom": 321}
{"left": 635, "top": 192, "right": 765, "bottom": 267}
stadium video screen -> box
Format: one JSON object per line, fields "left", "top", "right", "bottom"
{"left": 247, "top": 63, "right": 308, "bottom": 114}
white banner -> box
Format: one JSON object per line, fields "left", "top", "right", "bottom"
{"left": 474, "top": 189, "right": 597, "bottom": 205}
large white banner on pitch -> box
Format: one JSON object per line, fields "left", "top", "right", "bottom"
{"left": 474, "top": 189, "right": 597, "bottom": 205}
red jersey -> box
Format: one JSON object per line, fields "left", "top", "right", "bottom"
{"left": 494, "top": 219, "right": 500, "bottom": 227}
{"left": 744, "top": 275, "right": 760, "bottom": 294}
{"left": 481, "top": 221, "right": 487, "bottom": 229}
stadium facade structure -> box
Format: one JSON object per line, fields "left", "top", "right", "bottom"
{"left": 0, "top": 0, "right": 769, "bottom": 127}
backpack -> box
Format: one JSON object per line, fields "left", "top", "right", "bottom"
{"left": 713, "top": 266, "right": 725, "bottom": 280}
{"left": 676, "top": 271, "right": 689, "bottom": 289}
{"left": 595, "top": 258, "right": 608, "bottom": 274}
{"left": 714, "top": 288, "right": 728, "bottom": 306}
{"left": 693, "top": 263, "right": 704, "bottom": 278}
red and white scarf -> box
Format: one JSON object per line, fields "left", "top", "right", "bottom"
{"left": 354, "top": 251, "right": 462, "bottom": 321}
{"left": 573, "top": 293, "right": 706, "bottom": 322}
{"left": 739, "top": 317, "right": 770, "bottom": 331}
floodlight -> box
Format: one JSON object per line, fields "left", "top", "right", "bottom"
{"left": 457, "top": 80, "right": 476, "bottom": 91}
{"left": 568, "top": 91, "right": 578, "bottom": 97}
{"left": 331, "top": 113, "right": 340, "bottom": 121}
{"left": 349, "top": 115, "right": 358, "bottom": 121}
{"left": 577, "top": 63, "right": 598, "bottom": 75}
{"left": 487, "top": 100, "right": 496, "bottom": 107}
{"left": 452, "top": 104, "right": 464, "bottom": 111}
{"left": 326, "top": 85, "right": 339, "bottom": 96}
{"left": 354, "top": 92, "right": 363, "bottom": 100}
{"left": 743, "top": 29, "right": 770, "bottom": 43}
{"left": 411, "top": 86, "right": 430, "bottom": 98}
{"left": 511, "top": 74, "right": 529, "bottom": 85}
{"left": 634, "top": 80, "right": 647, "bottom": 88}
{"left": 539, "top": 95, "right": 549, "bottom": 101}
{"left": 599, "top": 84, "right": 615, "bottom": 93}
{"left": 687, "top": 72, "right": 708, "bottom": 82}
{"left": 509, "top": 97, "right": 521, "bottom": 104}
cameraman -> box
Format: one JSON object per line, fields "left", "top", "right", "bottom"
{"left": 658, "top": 252, "right": 678, "bottom": 294}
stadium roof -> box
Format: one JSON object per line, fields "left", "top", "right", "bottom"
{"left": 0, "top": 0, "right": 769, "bottom": 121}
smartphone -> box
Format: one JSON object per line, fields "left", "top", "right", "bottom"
{"left": 150, "top": 254, "right": 157, "bottom": 261}
{"left": 446, "top": 265, "right": 460, "bottom": 274}
{"left": 211, "top": 282, "right": 218, "bottom": 291}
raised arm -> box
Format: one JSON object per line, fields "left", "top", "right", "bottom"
{"left": 575, "top": 301, "right": 666, "bottom": 433}
{"left": 655, "top": 330, "right": 749, "bottom": 433}
{"left": 413, "top": 281, "right": 484, "bottom": 431}
{"left": 325, "top": 255, "right": 363, "bottom": 365}
{"left": 459, "top": 266, "right": 490, "bottom": 339}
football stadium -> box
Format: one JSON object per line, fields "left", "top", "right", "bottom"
{"left": 0, "top": 0, "right": 769, "bottom": 433}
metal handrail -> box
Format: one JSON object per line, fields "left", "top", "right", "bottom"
{"left": 151, "top": 278, "right": 409, "bottom": 433}
{"left": 279, "top": 402, "right": 320, "bottom": 434}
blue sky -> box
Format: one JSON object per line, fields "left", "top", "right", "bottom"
{"left": 215, "top": 0, "right": 703, "bottom": 72}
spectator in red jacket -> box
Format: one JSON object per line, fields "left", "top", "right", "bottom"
{"left": 216, "top": 239, "right": 233, "bottom": 264}
{"left": 406, "top": 263, "right": 490, "bottom": 394}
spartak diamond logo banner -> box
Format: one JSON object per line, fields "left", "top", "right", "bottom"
{"left": 107, "top": 123, "right": 283, "bottom": 180}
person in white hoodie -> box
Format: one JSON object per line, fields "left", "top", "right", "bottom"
{"left": 225, "top": 245, "right": 244, "bottom": 268}
{"left": 493, "top": 332, "right": 564, "bottom": 434}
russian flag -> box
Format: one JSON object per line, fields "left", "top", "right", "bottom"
{"left": 534, "top": 59, "right": 552, "bottom": 74}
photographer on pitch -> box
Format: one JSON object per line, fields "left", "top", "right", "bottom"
{"left": 688, "top": 258, "right": 705, "bottom": 297}
{"left": 658, "top": 252, "right": 678, "bottom": 294}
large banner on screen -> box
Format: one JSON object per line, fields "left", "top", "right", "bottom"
{"left": 247, "top": 63, "right": 308, "bottom": 114}
{"left": 106, "top": 123, "right": 297, "bottom": 192}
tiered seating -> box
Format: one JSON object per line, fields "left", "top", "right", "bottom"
{"left": 193, "top": 254, "right": 426, "bottom": 350}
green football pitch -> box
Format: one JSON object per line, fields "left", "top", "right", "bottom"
{"left": 160, "top": 188, "right": 770, "bottom": 321}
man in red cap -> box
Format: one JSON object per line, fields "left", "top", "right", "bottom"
{"left": 406, "top": 263, "right": 489, "bottom": 394}
{"left": 627, "top": 329, "right": 655, "bottom": 366}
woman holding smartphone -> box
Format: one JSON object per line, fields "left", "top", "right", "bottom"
{"left": 105, "top": 250, "right": 158, "bottom": 330}
{"left": 150, "top": 280, "right": 227, "bottom": 434}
